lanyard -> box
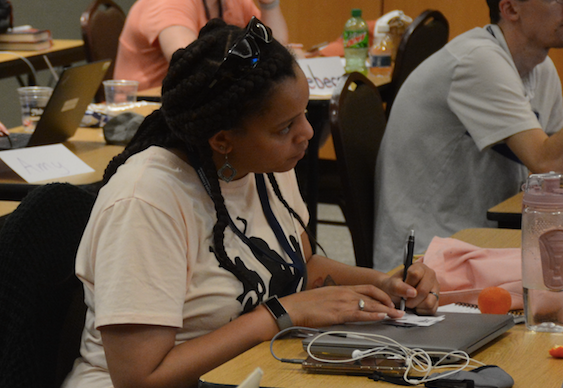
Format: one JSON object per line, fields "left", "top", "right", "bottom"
{"left": 255, "top": 173, "right": 307, "bottom": 283}
{"left": 185, "top": 146, "right": 305, "bottom": 292}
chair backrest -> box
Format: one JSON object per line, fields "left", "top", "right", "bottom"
{"left": 80, "top": 0, "right": 126, "bottom": 102}
{"left": 0, "top": 183, "right": 96, "bottom": 388}
{"left": 330, "top": 72, "right": 387, "bottom": 268}
{"left": 384, "top": 9, "right": 449, "bottom": 116}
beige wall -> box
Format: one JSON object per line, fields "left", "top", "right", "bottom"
{"left": 383, "top": 0, "right": 489, "bottom": 39}
{"left": 280, "top": 0, "right": 488, "bottom": 49}
{"left": 280, "top": 0, "right": 383, "bottom": 49}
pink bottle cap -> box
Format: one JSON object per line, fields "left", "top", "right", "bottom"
{"left": 522, "top": 172, "right": 563, "bottom": 208}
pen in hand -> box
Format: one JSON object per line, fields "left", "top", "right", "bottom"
{"left": 399, "top": 230, "right": 415, "bottom": 311}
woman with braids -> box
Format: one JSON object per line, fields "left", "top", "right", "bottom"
{"left": 63, "top": 17, "right": 439, "bottom": 388}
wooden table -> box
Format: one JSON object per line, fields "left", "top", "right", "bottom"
{"left": 487, "top": 191, "right": 523, "bottom": 229}
{"left": 0, "top": 127, "right": 124, "bottom": 218}
{"left": 0, "top": 39, "right": 85, "bottom": 83}
{"left": 200, "top": 228, "right": 563, "bottom": 388}
{"left": 0, "top": 127, "right": 123, "bottom": 185}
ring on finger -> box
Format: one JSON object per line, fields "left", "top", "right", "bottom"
{"left": 429, "top": 291, "right": 439, "bottom": 301}
{"left": 358, "top": 298, "right": 365, "bottom": 311}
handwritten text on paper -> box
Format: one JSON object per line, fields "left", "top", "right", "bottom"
{"left": 297, "top": 57, "right": 345, "bottom": 97}
{"left": 0, "top": 144, "right": 94, "bottom": 183}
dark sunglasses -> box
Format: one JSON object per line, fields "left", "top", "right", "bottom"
{"left": 207, "top": 16, "right": 273, "bottom": 89}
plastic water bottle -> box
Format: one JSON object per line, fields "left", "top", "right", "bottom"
{"left": 343, "top": 8, "right": 368, "bottom": 75}
{"left": 522, "top": 172, "right": 563, "bottom": 332}
{"left": 369, "top": 24, "right": 393, "bottom": 79}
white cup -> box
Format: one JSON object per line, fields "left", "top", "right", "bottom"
{"left": 17, "top": 86, "right": 53, "bottom": 133}
{"left": 103, "top": 80, "right": 139, "bottom": 117}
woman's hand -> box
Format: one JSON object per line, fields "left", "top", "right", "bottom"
{"left": 380, "top": 262, "right": 440, "bottom": 315}
{"left": 0, "top": 121, "right": 9, "bottom": 136}
{"left": 258, "top": 0, "right": 279, "bottom": 7}
{"left": 280, "top": 284, "right": 405, "bottom": 329}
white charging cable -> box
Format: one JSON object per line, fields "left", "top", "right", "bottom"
{"left": 305, "top": 330, "right": 486, "bottom": 385}
{"left": 0, "top": 51, "right": 38, "bottom": 81}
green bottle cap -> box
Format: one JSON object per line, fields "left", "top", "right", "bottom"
{"left": 351, "top": 8, "right": 362, "bottom": 17}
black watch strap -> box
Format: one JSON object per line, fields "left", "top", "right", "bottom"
{"left": 263, "top": 295, "right": 293, "bottom": 331}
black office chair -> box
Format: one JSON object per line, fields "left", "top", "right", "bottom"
{"left": 380, "top": 9, "right": 449, "bottom": 117}
{"left": 81, "top": 0, "right": 126, "bottom": 102}
{"left": 0, "top": 183, "right": 96, "bottom": 388}
{"left": 330, "top": 72, "right": 387, "bottom": 268}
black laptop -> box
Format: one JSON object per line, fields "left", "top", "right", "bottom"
{"left": 1, "top": 59, "right": 111, "bottom": 150}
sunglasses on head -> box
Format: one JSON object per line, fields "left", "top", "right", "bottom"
{"left": 207, "top": 16, "right": 273, "bottom": 89}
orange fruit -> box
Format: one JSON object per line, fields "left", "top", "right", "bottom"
{"left": 477, "top": 286, "right": 512, "bottom": 314}
{"left": 549, "top": 345, "right": 563, "bottom": 358}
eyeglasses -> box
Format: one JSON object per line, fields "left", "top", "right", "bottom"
{"left": 207, "top": 16, "right": 273, "bottom": 89}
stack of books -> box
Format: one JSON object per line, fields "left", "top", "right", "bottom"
{"left": 0, "top": 26, "right": 52, "bottom": 51}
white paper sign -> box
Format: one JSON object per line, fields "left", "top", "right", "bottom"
{"left": 0, "top": 144, "right": 94, "bottom": 183}
{"left": 297, "top": 57, "right": 345, "bottom": 97}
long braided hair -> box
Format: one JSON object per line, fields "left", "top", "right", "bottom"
{"left": 103, "top": 19, "right": 312, "bottom": 308}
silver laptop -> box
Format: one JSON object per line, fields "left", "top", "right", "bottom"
{"left": 302, "top": 312, "right": 514, "bottom": 363}
{"left": 1, "top": 59, "right": 111, "bottom": 150}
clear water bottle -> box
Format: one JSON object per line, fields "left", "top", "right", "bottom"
{"left": 522, "top": 172, "right": 563, "bottom": 332}
{"left": 369, "top": 24, "right": 393, "bottom": 79}
{"left": 343, "top": 8, "right": 368, "bottom": 75}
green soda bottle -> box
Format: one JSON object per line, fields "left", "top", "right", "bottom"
{"left": 343, "top": 8, "right": 369, "bottom": 75}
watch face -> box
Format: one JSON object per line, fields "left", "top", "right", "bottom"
{"left": 266, "top": 296, "right": 286, "bottom": 317}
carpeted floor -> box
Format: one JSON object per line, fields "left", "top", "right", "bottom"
{"left": 315, "top": 204, "right": 355, "bottom": 267}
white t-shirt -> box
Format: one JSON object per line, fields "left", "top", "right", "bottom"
{"left": 373, "top": 25, "right": 563, "bottom": 272}
{"left": 63, "top": 146, "right": 308, "bottom": 387}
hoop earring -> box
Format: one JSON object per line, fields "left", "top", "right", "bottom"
{"left": 218, "top": 154, "right": 237, "bottom": 182}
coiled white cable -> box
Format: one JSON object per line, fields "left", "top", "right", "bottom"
{"left": 305, "top": 330, "right": 486, "bottom": 385}
{"left": 269, "top": 327, "right": 486, "bottom": 385}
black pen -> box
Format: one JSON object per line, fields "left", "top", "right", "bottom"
{"left": 400, "top": 230, "right": 415, "bottom": 311}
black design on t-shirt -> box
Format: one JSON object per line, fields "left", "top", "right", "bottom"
{"left": 213, "top": 216, "right": 303, "bottom": 314}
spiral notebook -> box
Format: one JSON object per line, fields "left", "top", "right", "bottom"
{"left": 302, "top": 312, "right": 514, "bottom": 363}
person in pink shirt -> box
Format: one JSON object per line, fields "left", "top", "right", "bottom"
{"left": 114, "top": 0, "right": 288, "bottom": 91}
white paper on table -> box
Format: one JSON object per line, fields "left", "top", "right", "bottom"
{"left": 389, "top": 312, "right": 446, "bottom": 327}
{"left": 297, "top": 57, "right": 345, "bottom": 98}
{"left": 0, "top": 144, "right": 94, "bottom": 183}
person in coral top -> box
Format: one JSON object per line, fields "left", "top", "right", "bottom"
{"left": 114, "top": 0, "right": 288, "bottom": 91}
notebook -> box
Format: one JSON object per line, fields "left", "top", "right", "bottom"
{"left": 1, "top": 59, "right": 111, "bottom": 150}
{"left": 302, "top": 312, "right": 514, "bottom": 363}
{"left": 438, "top": 303, "right": 525, "bottom": 324}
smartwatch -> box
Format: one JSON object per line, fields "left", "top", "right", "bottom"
{"left": 262, "top": 295, "right": 293, "bottom": 331}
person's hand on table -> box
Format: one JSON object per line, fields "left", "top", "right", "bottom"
{"left": 257, "top": 0, "right": 279, "bottom": 7}
{"left": 279, "top": 284, "right": 405, "bottom": 329}
{"left": 0, "top": 121, "right": 9, "bottom": 136}
{"left": 286, "top": 43, "right": 325, "bottom": 59}
{"left": 381, "top": 262, "right": 440, "bottom": 315}
{"left": 286, "top": 43, "right": 307, "bottom": 59}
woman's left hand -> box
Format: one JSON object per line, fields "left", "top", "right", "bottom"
{"left": 379, "top": 262, "right": 439, "bottom": 315}
{"left": 0, "top": 121, "right": 9, "bottom": 136}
